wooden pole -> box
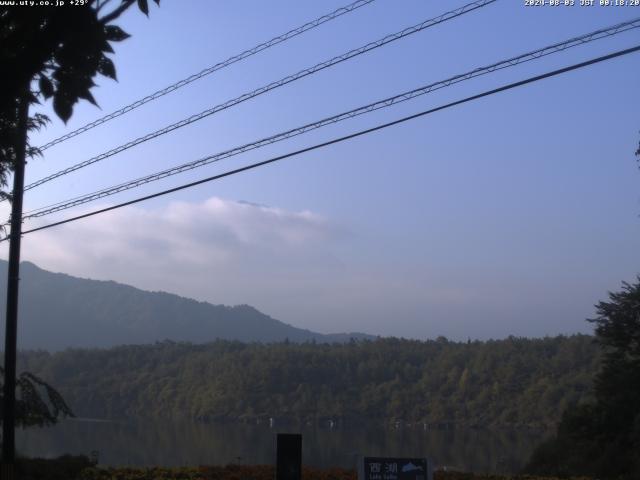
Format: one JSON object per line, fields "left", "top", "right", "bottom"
{"left": 2, "top": 92, "right": 29, "bottom": 479}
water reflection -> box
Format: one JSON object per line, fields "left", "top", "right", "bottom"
{"left": 16, "top": 419, "right": 548, "bottom": 473}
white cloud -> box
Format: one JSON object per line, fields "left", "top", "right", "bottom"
{"left": 0, "top": 196, "right": 595, "bottom": 339}
{"left": 5, "top": 197, "right": 354, "bottom": 324}
{"left": 17, "top": 196, "right": 331, "bottom": 262}
{"left": 5, "top": 197, "right": 463, "bottom": 335}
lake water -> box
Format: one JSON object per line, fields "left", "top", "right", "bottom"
{"left": 16, "top": 419, "right": 548, "bottom": 473}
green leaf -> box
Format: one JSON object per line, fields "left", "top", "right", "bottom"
{"left": 27, "top": 90, "right": 40, "bottom": 105}
{"left": 78, "top": 89, "right": 98, "bottom": 107}
{"left": 53, "top": 94, "right": 73, "bottom": 123}
{"left": 137, "top": 0, "right": 149, "bottom": 16}
{"left": 101, "top": 38, "right": 115, "bottom": 53}
{"left": 98, "top": 56, "right": 117, "bottom": 80}
{"left": 38, "top": 75, "right": 54, "bottom": 99}
{"left": 104, "top": 25, "right": 131, "bottom": 42}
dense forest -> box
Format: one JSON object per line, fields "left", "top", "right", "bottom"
{"left": 17, "top": 335, "right": 598, "bottom": 429}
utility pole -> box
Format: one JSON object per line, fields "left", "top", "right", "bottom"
{"left": 2, "top": 93, "right": 29, "bottom": 480}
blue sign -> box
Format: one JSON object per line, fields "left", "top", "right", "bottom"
{"left": 359, "top": 457, "right": 432, "bottom": 480}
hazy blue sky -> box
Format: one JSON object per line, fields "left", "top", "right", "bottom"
{"left": 3, "top": 0, "right": 639, "bottom": 340}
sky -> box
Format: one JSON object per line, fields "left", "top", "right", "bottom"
{"left": 2, "top": 0, "right": 639, "bottom": 341}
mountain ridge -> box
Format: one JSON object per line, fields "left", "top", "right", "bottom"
{"left": 0, "top": 260, "right": 374, "bottom": 350}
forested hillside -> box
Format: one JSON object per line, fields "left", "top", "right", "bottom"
{"left": 18, "top": 335, "right": 598, "bottom": 429}
{"left": 0, "top": 261, "right": 371, "bottom": 350}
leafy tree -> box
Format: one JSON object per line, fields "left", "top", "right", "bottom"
{"left": 0, "top": 366, "right": 73, "bottom": 428}
{"left": 0, "top": 0, "right": 159, "bottom": 445}
{"left": 526, "top": 278, "right": 640, "bottom": 479}
{"left": 0, "top": 0, "right": 159, "bottom": 196}
{"left": 526, "top": 139, "right": 640, "bottom": 479}
{"left": 590, "top": 279, "right": 640, "bottom": 432}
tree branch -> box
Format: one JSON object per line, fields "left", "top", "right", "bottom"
{"left": 96, "top": 0, "right": 117, "bottom": 14}
{"left": 99, "top": 0, "right": 136, "bottom": 24}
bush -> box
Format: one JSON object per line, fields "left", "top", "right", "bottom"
{"left": 16, "top": 455, "right": 94, "bottom": 480}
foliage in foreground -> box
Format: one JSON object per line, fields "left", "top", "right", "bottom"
{"left": 0, "top": 365, "right": 73, "bottom": 427}
{"left": 525, "top": 279, "right": 640, "bottom": 479}
{"left": 1, "top": 0, "right": 158, "bottom": 198}
{"left": 16, "top": 455, "right": 94, "bottom": 480}
{"left": 76, "top": 465, "right": 597, "bottom": 480}
{"left": 17, "top": 460, "right": 596, "bottom": 480}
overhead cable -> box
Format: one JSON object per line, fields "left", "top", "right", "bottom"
{"left": 11, "top": 43, "right": 640, "bottom": 240}
{"left": 23, "top": 17, "right": 640, "bottom": 219}
{"left": 37, "top": 0, "right": 377, "bottom": 151}
{"left": 25, "top": 0, "right": 497, "bottom": 192}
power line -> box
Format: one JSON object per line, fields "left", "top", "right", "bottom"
{"left": 24, "top": 0, "right": 497, "bottom": 192}
{"left": 11, "top": 44, "right": 639, "bottom": 240}
{"left": 37, "top": 0, "right": 377, "bottom": 152}
{"left": 22, "top": 17, "right": 640, "bottom": 220}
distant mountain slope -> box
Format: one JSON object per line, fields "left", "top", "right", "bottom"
{"left": 0, "top": 260, "right": 373, "bottom": 350}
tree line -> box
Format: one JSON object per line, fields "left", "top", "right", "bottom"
{"left": 17, "top": 334, "right": 598, "bottom": 429}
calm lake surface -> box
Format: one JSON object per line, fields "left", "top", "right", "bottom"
{"left": 16, "top": 419, "right": 548, "bottom": 473}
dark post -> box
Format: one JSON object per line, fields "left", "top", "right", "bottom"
{"left": 2, "top": 93, "right": 29, "bottom": 479}
{"left": 276, "top": 433, "right": 302, "bottom": 480}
